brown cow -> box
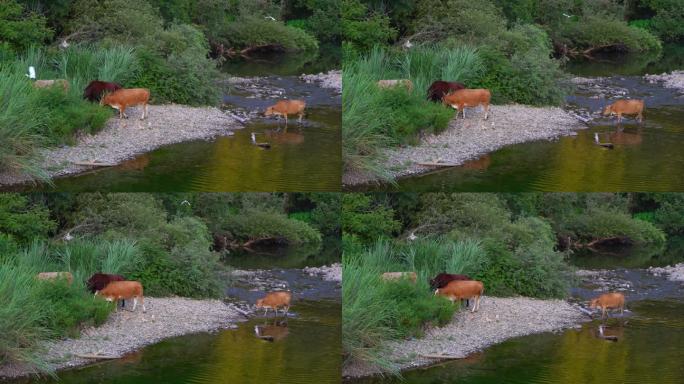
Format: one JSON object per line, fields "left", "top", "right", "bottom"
{"left": 36, "top": 272, "right": 73, "bottom": 285}
{"left": 381, "top": 272, "right": 417, "bottom": 284}
{"left": 265, "top": 100, "right": 306, "bottom": 125}
{"left": 443, "top": 89, "right": 492, "bottom": 120}
{"left": 256, "top": 291, "right": 292, "bottom": 317}
{"left": 602, "top": 99, "right": 644, "bottom": 123}
{"left": 101, "top": 88, "right": 150, "bottom": 120}
{"left": 589, "top": 292, "right": 625, "bottom": 320}
{"left": 435, "top": 280, "right": 484, "bottom": 312}
{"left": 95, "top": 281, "right": 145, "bottom": 313}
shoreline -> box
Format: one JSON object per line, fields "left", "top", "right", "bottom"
{"left": 0, "top": 104, "right": 241, "bottom": 187}
{"left": 343, "top": 104, "right": 586, "bottom": 187}
{"left": 0, "top": 297, "right": 248, "bottom": 380}
{"left": 343, "top": 296, "right": 588, "bottom": 379}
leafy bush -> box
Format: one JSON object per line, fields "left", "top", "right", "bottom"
{"left": 342, "top": 194, "right": 400, "bottom": 245}
{"left": 556, "top": 15, "right": 662, "bottom": 53}
{"left": 223, "top": 209, "right": 322, "bottom": 244}
{"left": 0, "top": 194, "right": 55, "bottom": 245}
{"left": 342, "top": 0, "right": 397, "bottom": 55}
{"left": 215, "top": 16, "right": 318, "bottom": 52}
{"left": 0, "top": 0, "right": 52, "bottom": 52}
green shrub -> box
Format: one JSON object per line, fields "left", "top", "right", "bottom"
{"left": 0, "top": 0, "right": 53, "bottom": 52}
{"left": 216, "top": 16, "right": 318, "bottom": 52}
{"left": 0, "top": 194, "right": 55, "bottom": 245}
{"left": 556, "top": 15, "right": 662, "bottom": 53}
{"left": 223, "top": 209, "right": 322, "bottom": 244}
{"left": 342, "top": 0, "right": 397, "bottom": 55}
{"left": 342, "top": 194, "right": 400, "bottom": 245}
{"left": 565, "top": 208, "right": 666, "bottom": 245}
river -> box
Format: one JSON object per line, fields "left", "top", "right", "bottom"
{"left": 349, "top": 240, "right": 684, "bottom": 384}
{"left": 6, "top": 49, "right": 341, "bottom": 192}
{"left": 369, "top": 44, "right": 684, "bottom": 192}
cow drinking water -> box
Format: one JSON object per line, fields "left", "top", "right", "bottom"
{"left": 589, "top": 292, "right": 625, "bottom": 320}
{"left": 602, "top": 99, "right": 644, "bottom": 124}
{"left": 256, "top": 291, "right": 292, "bottom": 317}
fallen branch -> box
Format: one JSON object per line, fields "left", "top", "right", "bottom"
{"left": 419, "top": 354, "right": 462, "bottom": 360}
{"left": 74, "top": 354, "right": 119, "bottom": 360}
{"left": 417, "top": 162, "right": 461, "bottom": 167}
{"left": 71, "top": 161, "right": 116, "bottom": 167}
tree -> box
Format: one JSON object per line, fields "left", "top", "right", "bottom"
{"left": 0, "top": 0, "right": 52, "bottom": 52}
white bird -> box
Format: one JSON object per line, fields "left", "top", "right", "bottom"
{"left": 180, "top": 200, "right": 190, "bottom": 206}
{"left": 403, "top": 39, "right": 413, "bottom": 49}
{"left": 594, "top": 132, "right": 600, "bottom": 144}
{"left": 251, "top": 132, "right": 257, "bottom": 144}
{"left": 408, "top": 232, "right": 417, "bottom": 241}
{"left": 64, "top": 232, "right": 73, "bottom": 241}
{"left": 60, "top": 39, "right": 70, "bottom": 49}
{"left": 264, "top": 15, "right": 276, "bottom": 21}
{"left": 563, "top": 13, "right": 572, "bottom": 18}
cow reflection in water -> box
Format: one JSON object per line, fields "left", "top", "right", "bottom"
{"left": 608, "top": 127, "right": 643, "bottom": 146}
{"left": 254, "top": 319, "right": 289, "bottom": 342}
{"left": 265, "top": 129, "right": 304, "bottom": 145}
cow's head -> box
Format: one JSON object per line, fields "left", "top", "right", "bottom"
{"left": 264, "top": 107, "right": 274, "bottom": 117}
{"left": 602, "top": 105, "right": 613, "bottom": 116}
{"left": 589, "top": 298, "right": 599, "bottom": 308}
{"left": 255, "top": 298, "right": 264, "bottom": 308}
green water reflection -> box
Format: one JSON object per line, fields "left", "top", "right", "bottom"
{"left": 14, "top": 300, "right": 341, "bottom": 384}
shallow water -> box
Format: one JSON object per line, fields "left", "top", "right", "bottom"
{"left": 11, "top": 300, "right": 341, "bottom": 384}
{"left": 7, "top": 54, "right": 341, "bottom": 192}
{"left": 361, "top": 45, "right": 684, "bottom": 192}
{"left": 351, "top": 244, "right": 684, "bottom": 384}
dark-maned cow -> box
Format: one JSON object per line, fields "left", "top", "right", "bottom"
{"left": 427, "top": 81, "right": 466, "bottom": 102}
{"left": 429, "top": 273, "right": 472, "bottom": 290}
{"left": 83, "top": 80, "right": 123, "bottom": 102}
{"left": 87, "top": 273, "right": 126, "bottom": 293}
{"left": 87, "top": 273, "right": 126, "bottom": 308}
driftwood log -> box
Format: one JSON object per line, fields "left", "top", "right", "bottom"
{"left": 419, "top": 354, "right": 462, "bottom": 360}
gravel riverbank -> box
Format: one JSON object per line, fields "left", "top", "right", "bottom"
{"left": 300, "top": 70, "right": 342, "bottom": 92}
{"left": 0, "top": 104, "right": 241, "bottom": 187}
{"left": 645, "top": 71, "right": 684, "bottom": 92}
{"left": 304, "top": 263, "right": 342, "bottom": 282}
{"left": 343, "top": 296, "right": 588, "bottom": 379}
{"left": 648, "top": 263, "right": 684, "bottom": 282}
{"left": 0, "top": 297, "right": 246, "bottom": 379}
{"left": 343, "top": 104, "right": 586, "bottom": 187}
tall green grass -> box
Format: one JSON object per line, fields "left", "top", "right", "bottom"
{"left": 343, "top": 45, "right": 482, "bottom": 181}
{"left": 342, "top": 238, "right": 485, "bottom": 375}
{"left": 0, "top": 239, "right": 140, "bottom": 374}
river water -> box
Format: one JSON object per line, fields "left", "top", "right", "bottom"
{"left": 350, "top": 242, "right": 684, "bottom": 384}
{"left": 369, "top": 44, "right": 684, "bottom": 192}
{"left": 8, "top": 50, "right": 341, "bottom": 192}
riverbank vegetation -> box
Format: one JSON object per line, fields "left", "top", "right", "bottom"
{"left": 0, "top": 192, "right": 339, "bottom": 374}
{"left": 342, "top": 0, "right": 677, "bottom": 181}
{"left": 342, "top": 192, "right": 680, "bottom": 375}
{"left": 0, "top": 0, "right": 339, "bottom": 181}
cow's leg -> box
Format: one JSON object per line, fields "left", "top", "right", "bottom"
{"left": 284, "top": 114, "right": 288, "bottom": 127}
{"left": 462, "top": 106, "right": 466, "bottom": 119}
{"left": 283, "top": 305, "right": 289, "bottom": 317}
{"left": 132, "top": 297, "right": 138, "bottom": 312}
{"left": 638, "top": 112, "right": 643, "bottom": 123}
{"left": 141, "top": 295, "right": 146, "bottom": 313}
{"left": 142, "top": 103, "right": 147, "bottom": 120}
{"left": 298, "top": 112, "right": 303, "bottom": 124}
{"left": 484, "top": 103, "right": 489, "bottom": 120}
{"left": 120, "top": 106, "right": 127, "bottom": 120}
